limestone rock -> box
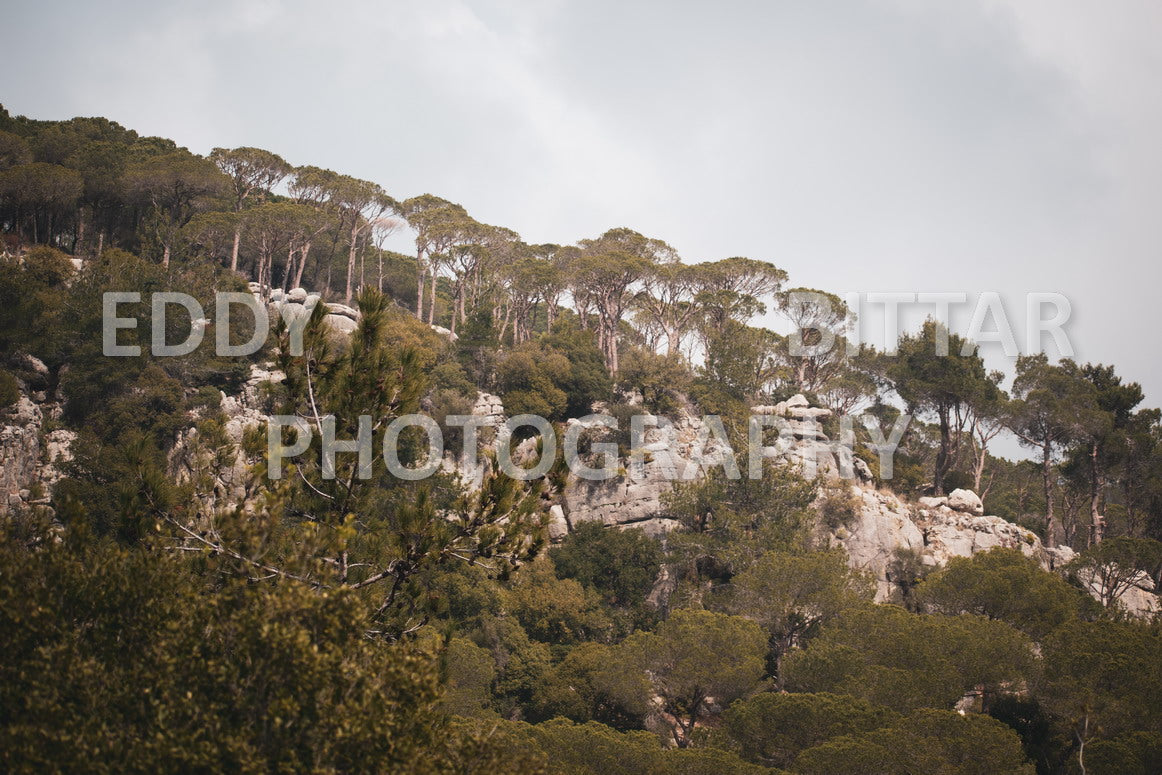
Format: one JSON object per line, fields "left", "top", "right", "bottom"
{"left": 323, "top": 314, "right": 358, "bottom": 336}
{"left": 0, "top": 390, "right": 73, "bottom": 516}
{"left": 548, "top": 504, "right": 569, "bottom": 540}
{"left": 472, "top": 392, "right": 505, "bottom": 428}
{"left": 324, "top": 302, "right": 360, "bottom": 320}
{"left": 787, "top": 406, "right": 832, "bottom": 421}
{"left": 16, "top": 353, "right": 49, "bottom": 376}
{"left": 0, "top": 396, "right": 42, "bottom": 514}
{"left": 947, "top": 488, "right": 984, "bottom": 516}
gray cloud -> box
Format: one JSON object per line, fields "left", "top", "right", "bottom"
{"left": 4, "top": 0, "right": 1161, "bottom": 421}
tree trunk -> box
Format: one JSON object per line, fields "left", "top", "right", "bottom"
{"left": 293, "top": 242, "right": 311, "bottom": 289}
{"left": 415, "top": 252, "right": 426, "bottom": 318}
{"left": 345, "top": 224, "right": 359, "bottom": 304}
{"left": 934, "top": 409, "right": 951, "bottom": 496}
{"left": 230, "top": 225, "right": 241, "bottom": 272}
{"left": 1042, "top": 444, "right": 1064, "bottom": 548}
{"left": 1089, "top": 442, "right": 1104, "bottom": 546}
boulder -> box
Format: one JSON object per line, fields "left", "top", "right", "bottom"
{"left": 324, "top": 302, "right": 360, "bottom": 320}
{"left": 548, "top": 504, "right": 569, "bottom": 540}
{"left": 323, "top": 314, "right": 358, "bottom": 336}
{"left": 947, "top": 488, "right": 984, "bottom": 516}
{"left": 16, "top": 353, "right": 49, "bottom": 376}
{"left": 286, "top": 287, "right": 308, "bottom": 302}
{"left": 787, "top": 406, "right": 832, "bottom": 421}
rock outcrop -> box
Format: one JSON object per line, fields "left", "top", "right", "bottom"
{"left": 562, "top": 410, "right": 732, "bottom": 535}
{"left": 0, "top": 389, "right": 74, "bottom": 517}
{"left": 834, "top": 485, "right": 1044, "bottom": 602}
{"left": 168, "top": 364, "right": 281, "bottom": 515}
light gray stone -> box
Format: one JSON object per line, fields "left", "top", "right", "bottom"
{"left": 947, "top": 488, "right": 984, "bottom": 516}
{"left": 323, "top": 314, "right": 358, "bottom": 336}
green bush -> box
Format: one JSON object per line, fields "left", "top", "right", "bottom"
{"left": 0, "top": 369, "right": 18, "bottom": 408}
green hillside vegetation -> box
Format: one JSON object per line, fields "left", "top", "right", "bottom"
{"left": 2, "top": 106, "right": 1162, "bottom": 774}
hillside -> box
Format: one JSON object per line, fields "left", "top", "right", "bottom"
{"left": 2, "top": 107, "right": 1162, "bottom": 775}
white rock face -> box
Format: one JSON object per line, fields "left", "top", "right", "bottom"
{"left": 562, "top": 409, "right": 731, "bottom": 531}
{"left": 472, "top": 393, "right": 505, "bottom": 429}
{"left": 1074, "top": 568, "right": 1160, "bottom": 617}
{"left": 168, "top": 364, "right": 283, "bottom": 515}
{"left": 834, "top": 485, "right": 1047, "bottom": 602}
{"left": 786, "top": 393, "right": 810, "bottom": 408}
{"left": 0, "top": 397, "right": 44, "bottom": 514}
{"left": 834, "top": 487, "right": 927, "bottom": 600}
{"left": 0, "top": 387, "right": 74, "bottom": 516}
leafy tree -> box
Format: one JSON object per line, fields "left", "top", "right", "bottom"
{"left": 0, "top": 247, "right": 73, "bottom": 365}
{"left": 441, "top": 636, "right": 497, "bottom": 718}
{"left": 0, "top": 129, "right": 31, "bottom": 169}
{"left": 400, "top": 194, "right": 472, "bottom": 321}
{"left": 167, "top": 290, "right": 548, "bottom": 638}
{"left": 664, "top": 459, "right": 816, "bottom": 577}
{"left": 550, "top": 522, "right": 663, "bottom": 610}
{"left": 239, "top": 201, "right": 326, "bottom": 293}
{"left": 916, "top": 548, "right": 1097, "bottom": 640}
{"left": 208, "top": 146, "right": 291, "bottom": 271}
{"left": 615, "top": 346, "right": 691, "bottom": 415}
{"left": 571, "top": 228, "right": 674, "bottom": 375}
{"left": 496, "top": 324, "right": 611, "bottom": 421}
{"left": 506, "top": 556, "right": 612, "bottom": 645}
{"left": 328, "top": 174, "right": 395, "bottom": 304}
{"left": 615, "top": 609, "right": 767, "bottom": 746}
{"left": 784, "top": 604, "right": 1036, "bottom": 713}
{"left": 123, "top": 151, "right": 226, "bottom": 265}
{"left": 716, "top": 692, "right": 898, "bottom": 769}
{"left": 1062, "top": 362, "right": 1147, "bottom": 545}
{"left": 695, "top": 320, "right": 782, "bottom": 410}
{"left": 816, "top": 342, "right": 886, "bottom": 416}
{"left": 1036, "top": 620, "right": 1162, "bottom": 774}
{"left": 0, "top": 161, "right": 83, "bottom": 244}
{"left": 889, "top": 319, "right": 999, "bottom": 495}
{"left": 1066, "top": 536, "right": 1162, "bottom": 611}
{"left": 1085, "top": 732, "right": 1162, "bottom": 775}
{"left": 485, "top": 717, "right": 772, "bottom": 775}
{"left": 0, "top": 519, "right": 505, "bottom": 774}
{"left": 635, "top": 261, "right": 701, "bottom": 356}
{"left": 496, "top": 348, "right": 569, "bottom": 419}
{"left": 791, "top": 708, "right": 1035, "bottom": 775}
{"left": 531, "top": 641, "right": 652, "bottom": 728}
{"left": 776, "top": 287, "right": 853, "bottom": 392}
{"left": 693, "top": 256, "right": 787, "bottom": 332}
{"left": 987, "top": 696, "right": 1067, "bottom": 775}
{"left": 726, "top": 550, "right": 870, "bottom": 685}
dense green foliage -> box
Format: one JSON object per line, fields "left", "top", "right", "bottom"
{"left": 3, "top": 105, "right": 1162, "bottom": 774}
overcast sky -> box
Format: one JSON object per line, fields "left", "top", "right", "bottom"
{"left": 5, "top": 0, "right": 1162, "bottom": 423}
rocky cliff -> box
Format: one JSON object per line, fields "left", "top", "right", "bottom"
{"left": 0, "top": 356, "right": 75, "bottom": 518}
{"left": 3, "top": 313, "right": 1156, "bottom": 616}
